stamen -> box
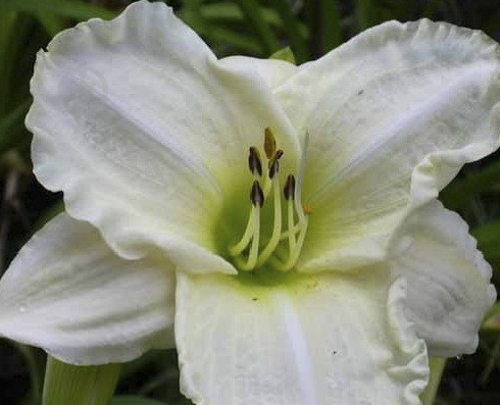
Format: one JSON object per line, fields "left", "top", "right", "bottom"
{"left": 228, "top": 207, "right": 255, "bottom": 256}
{"left": 264, "top": 149, "right": 283, "bottom": 197}
{"left": 284, "top": 175, "right": 297, "bottom": 253}
{"left": 250, "top": 180, "right": 264, "bottom": 208}
{"left": 274, "top": 134, "right": 310, "bottom": 272}
{"left": 248, "top": 147, "right": 263, "bottom": 177}
{"left": 263, "top": 177, "right": 272, "bottom": 199}
{"left": 230, "top": 130, "right": 310, "bottom": 273}
{"left": 229, "top": 180, "right": 264, "bottom": 257}
{"left": 279, "top": 224, "right": 301, "bottom": 241}
{"left": 279, "top": 175, "right": 300, "bottom": 242}
{"left": 294, "top": 133, "right": 309, "bottom": 226}
{"left": 269, "top": 150, "right": 284, "bottom": 166}
{"left": 241, "top": 181, "right": 263, "bottom": 269}
{"left": 264, "top": 127, "right": 277, "bottom": 159}
{"left": 284, "top": 174, "right": 296, "bottom": 201}
{"left": 240, "top": 204, "right": 261, "bottom": 270}
{"left": 257, "top": 164, "right": 282, "bottom": 266}
{"left": 277, "top": 217, "right": 309, "bottom": 271}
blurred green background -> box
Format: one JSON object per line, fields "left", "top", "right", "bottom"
{"left": 1, "top": 0, "right": 500, "bottom": 404}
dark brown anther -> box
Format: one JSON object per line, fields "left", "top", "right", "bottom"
{"left": 274, "top": 149, "right": 284, "bottom": 161}
{"left": 250, "top": 180, "right": 265, "bottom": 207}
{"left": 248, "top": 147, "right": 263, "bottom": 177}
{"left": 264, "top": 127, "right": 277, "bottom": 159}
{"left": 268, "top": 149, "right": 284, "bottom": 179}
{"left": 269, "top": 160, "right": 279, "bottom": 179}
{"left": 284, "top": 174, "right": 296, "bottom": 201}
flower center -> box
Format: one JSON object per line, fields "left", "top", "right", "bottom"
{"left": 228, "top": 127, "right": 309, "bottom": 273}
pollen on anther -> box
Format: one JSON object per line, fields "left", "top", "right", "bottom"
{"left": 264, "top": 127, "right": 277, "bottom": 159}
{"left": 250, "top": 180, "right": 265, "bottom": 207}
{"left": 248, "top": 147, "right": 263, "bottom": 177}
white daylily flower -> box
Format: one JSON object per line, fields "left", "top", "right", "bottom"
{"left": 0, "top": 1, "right": 499, "bottom": 404}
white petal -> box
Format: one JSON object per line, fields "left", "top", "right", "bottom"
{"left": 275, "top": 20, "right": 500, "bottom": 271}
{"left": 218, "top": 56, "right": 298, "bottom": 90}
{"left": 389, "top": 200, "right": 496, "bottom": 357}
{"left": 26, "top": 0, "right": 300, "bottom": 274}
{"left": 0, "top": 214, "right": 175, "bottom": 365}
{"left": 176, "top": 271, "right": 428, "bottom": 405}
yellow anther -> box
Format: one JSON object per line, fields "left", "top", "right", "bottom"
{"left": 264, "top": 127, "right": 277, "bottom": 159}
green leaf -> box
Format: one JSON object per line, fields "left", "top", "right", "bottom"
{"left": 479, "top": 336, "right": 500, "bottom": 384}
{"left": 0, "top": 99, "right": 31, "bottom": 154}
{"left": 179, "top": 1, "right": 264, "bottom": 55}
{"left": 14, "top": 343, "right": 43, "bottom": 404}
{"left": 471, "top": 219, "right": 500, "bottom": 263}
{"left": 111, "top": 396, "right": 167, "bottom": 405}
{"left": 271, "top": 0, "right": 309, "bottom": 63}
{"left": 305, "top": 0, "right": 342, "bottom": 58}
{"left": 0, "top": 12, "right": 24, "bottom": 116}
{"left": 319, "top": 0, "right": 342, "bottom": 54}
{"left": 198, "top": 2, "right": 280, "bottom": 25}
{"left": 483, "top": 7, "right": 500, "bottom": 38}
{"left": 36, "top": 11, "right": 65, "bottom": 36}
{"left": 233, "top": 0, "right": 281, "bottom": 54}
{"left": 1, "top": 0, "right": 116, "bottom": 21}
{"left": 423, "top": 0, "right": 461, "bottom": 22}
{"left": 203, "top": 26, "right": 263, "bottom": 54}
{"left": 269, "top": 46, "right": 296, "bottom": 64}
{"left": 355, "top": 0, "right": 377, "bottom": 30}
{"left": 195, "top": 2, "right": 309, "bottom": 37}
{"left": 33, "top": 201, "right": 65, "bottom": 232}
{"left": 42, "top": 356, "right": 121, "bottom": 405}
{"left": 441, "top": 159, "right": 500, "bottom": 210}
{"left": 482, "top": 302, "right": 500, "bottom": 332}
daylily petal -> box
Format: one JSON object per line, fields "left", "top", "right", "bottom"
{"left": 0, "top": 214, "right": 174, "bottom": 365}
{"left": 275, "top": 19, "right": 500, "bottom": 271}
{"left": 389, "top": 200, "right": 496, "bottom": 357}
{"left": 218, "top": 56, "right": 298, "bottom": 89}
{"left": 26, "top": 0, "right": 299, "bottom": 273}
{"left": 176, "top": 271, "right": 428, "bottom": 405}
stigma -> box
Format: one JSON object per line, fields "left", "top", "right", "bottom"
{"left": 229, "top": 127, "right": 309, "bottom": 272}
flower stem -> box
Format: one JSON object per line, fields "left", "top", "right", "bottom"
{"left": 421, "top": 357, "right": 447, "bottom": 405}
{"left": 42, "top": 356, "right": 121, "bottom": 405}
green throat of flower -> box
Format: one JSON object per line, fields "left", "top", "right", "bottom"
{"left": 228, "top": 127, "right": 309, "bottom": 274}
